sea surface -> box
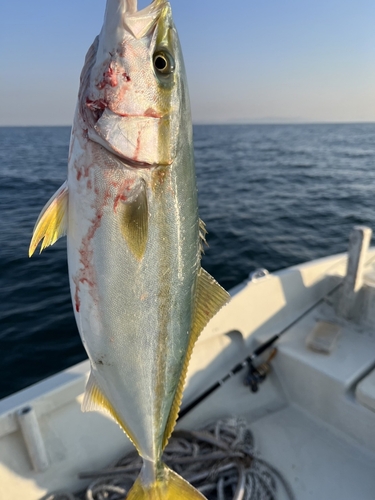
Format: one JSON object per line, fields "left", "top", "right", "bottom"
{"left": 1, "top": 123, "right": 375, "bottom": 399}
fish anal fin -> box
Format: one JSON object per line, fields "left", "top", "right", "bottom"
{"left": 29, "top": 181, "right": 68, "bottom": 257}
{"left": 82, "top": 371, "right": 141, "bottom": 453}
{"left": 127, "top": 464, "right": 207, "bottom": 500}
{"left": 162, "top": 268, "right": 230, "bottom": 449}
{"left": 119, "top": 179, "right": 148, "bottom": 261}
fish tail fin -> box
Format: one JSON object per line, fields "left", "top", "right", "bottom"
{"left": 126, "top": 463, "right": 206, "bottom": 500}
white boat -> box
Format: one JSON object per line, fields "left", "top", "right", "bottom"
{"left": 2, "top": 225, "right": 375, "bottom": 500}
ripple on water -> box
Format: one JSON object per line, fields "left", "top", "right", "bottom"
{"left": 1, "top": 123, "right": 375, "bottom": 398}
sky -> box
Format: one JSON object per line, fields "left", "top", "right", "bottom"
{"left": 1, "top": 0, "right": 375, "bottom": 126}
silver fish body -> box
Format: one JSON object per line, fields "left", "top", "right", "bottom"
{"left": 67, "top": 89, "right": 198, "bottom": 466}
{"left": 30, "top": 1, "right": 229, "bottom": 497}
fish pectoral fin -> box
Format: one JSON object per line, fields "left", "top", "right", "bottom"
{"left": 119, "top": 179, "right": 148, "bottom": 261}
{"left": 82, "top": 371, "right": 141, "bottom": 453}
{"left": 127, "top": 464, "right": 207, "bottom": 500}
{"left": 29, "top": 181, "right": 69, "bottom": 257}
{"left": 162, "top": 268, "right": 230, "bottom": 449}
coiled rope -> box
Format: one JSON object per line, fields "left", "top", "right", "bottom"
{"left": 45, "top": 419, "right": 295, "bottom": 500}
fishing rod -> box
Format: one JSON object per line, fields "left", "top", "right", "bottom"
{"left": 179, "top": 281, "right": 342, "bottom": 420}
{"left": 178, "top": 336, "right": 279, "bottom": 420}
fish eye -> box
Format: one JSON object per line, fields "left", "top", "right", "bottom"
{"left": 153, "top": 51, "right": 175, "bottom": 75}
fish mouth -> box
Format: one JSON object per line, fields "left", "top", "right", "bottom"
{"left": 87, "top": 108, "right": 174, "bottom": 169}
{"left": 88, "top": 131, "right": 158, "bottom": 170}
{"left": 103, "top": 146, "right": 157, "bottom": 169}
{"left": 102, "top": 0, "right": 168, "bottom": 41}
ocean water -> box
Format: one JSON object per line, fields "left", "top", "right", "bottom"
{"left": 1, "top": 123, "right": 374, "bottom": 399}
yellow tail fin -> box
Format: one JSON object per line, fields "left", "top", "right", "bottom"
{"left": 126, "top": 464, "right": 206, "bottom": 500}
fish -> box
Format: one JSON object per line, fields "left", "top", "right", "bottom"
{"left": 29, "top": 0, "right": 230, "bottom": 498}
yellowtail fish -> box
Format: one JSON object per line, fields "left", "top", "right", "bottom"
{"left": 29, "top": 1, "right": 230, "bottom": 498}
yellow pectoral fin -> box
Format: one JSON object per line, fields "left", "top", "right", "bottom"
{"left": 127, "top": 465, "right": 207, "bottom": 500}
{"left": 82, "top": 371, "right": 141, "bottom": 454}
{"left": 119, "top": 179, "right": 148, "bottom": 261}
{"left": 29, "top": 181, "right": 68, "bottom": 257}
{"left": 162, "top": 268, "right": 230, "bottom": 449}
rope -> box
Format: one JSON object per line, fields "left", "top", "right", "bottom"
{"left": 46, "top": 419, "right": 295, "bottom": 500}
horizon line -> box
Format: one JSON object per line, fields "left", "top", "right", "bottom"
{"left": 1, "top": 120, "right": 375, "bottom": 128}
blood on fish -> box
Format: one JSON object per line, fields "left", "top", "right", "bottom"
{"left": 113, "top": 179, "right": 135, "bottom": 213}
{"left": 86, "top": 98, "right": 107, "bottom": 122}
{"left": 74, "top": 187, "right": 111, "bottom": 313}
{"left": 144, "top": 108, "right": 161, "bottom": 118}
{"left": 118, "top": 43, "right": 126, "bottom": 58}
{"left": 113, "top": 193, "right": 128, "bottom": 211}
{"left": 86, "top": 98, "right": 107, "bottom": 111}
{"left": 75, "top": 160, "right": 91, "bottom": 181}
{"left": 102, "top": 187, "right": 112, "bottom": 206}
{"left": 74, "top": 215, "right": 101, "bottom": 312}
{"left": 107, "top": 108, "right": 130, "bottom": 117}
{"left": 122, "top": 72, "right": 131, "bottom": 82}
{"left": 74, "top": 279, "right": 81, "bottom": 312}
{"left": 97, "top": 63, "right": 118, "bottom": 89}
{"left": 134, "top": 130, "right": 142, "bottom": 161}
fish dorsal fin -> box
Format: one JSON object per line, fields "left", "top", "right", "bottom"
{"left": 119, "top": 179, "right": 148, "bottom": 261}
{"left": 29, "top": 181, "right": 69, "bottom": 257}
{"left": 199, "top": 218, "right": 208, "bottom": 255}
{"left": 162, "top": 268, "right": 230, "bottom": 449}
{"left": 83, "top": 371, "right": 141, "bottom": 453}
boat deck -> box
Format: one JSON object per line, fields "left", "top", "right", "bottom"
{"left": 2, "top": 243, "right": 375, "bottom": 499}
{"left": 181, "top": 322, "right": 375, "bottom": 499}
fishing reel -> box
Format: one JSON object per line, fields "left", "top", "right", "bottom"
{"left": 244, "top": 347, "right": 277, "bottom": 393}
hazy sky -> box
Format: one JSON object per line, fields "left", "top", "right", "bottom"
{"left": 1, "top": 0, "right": 375, "bottom": 125}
